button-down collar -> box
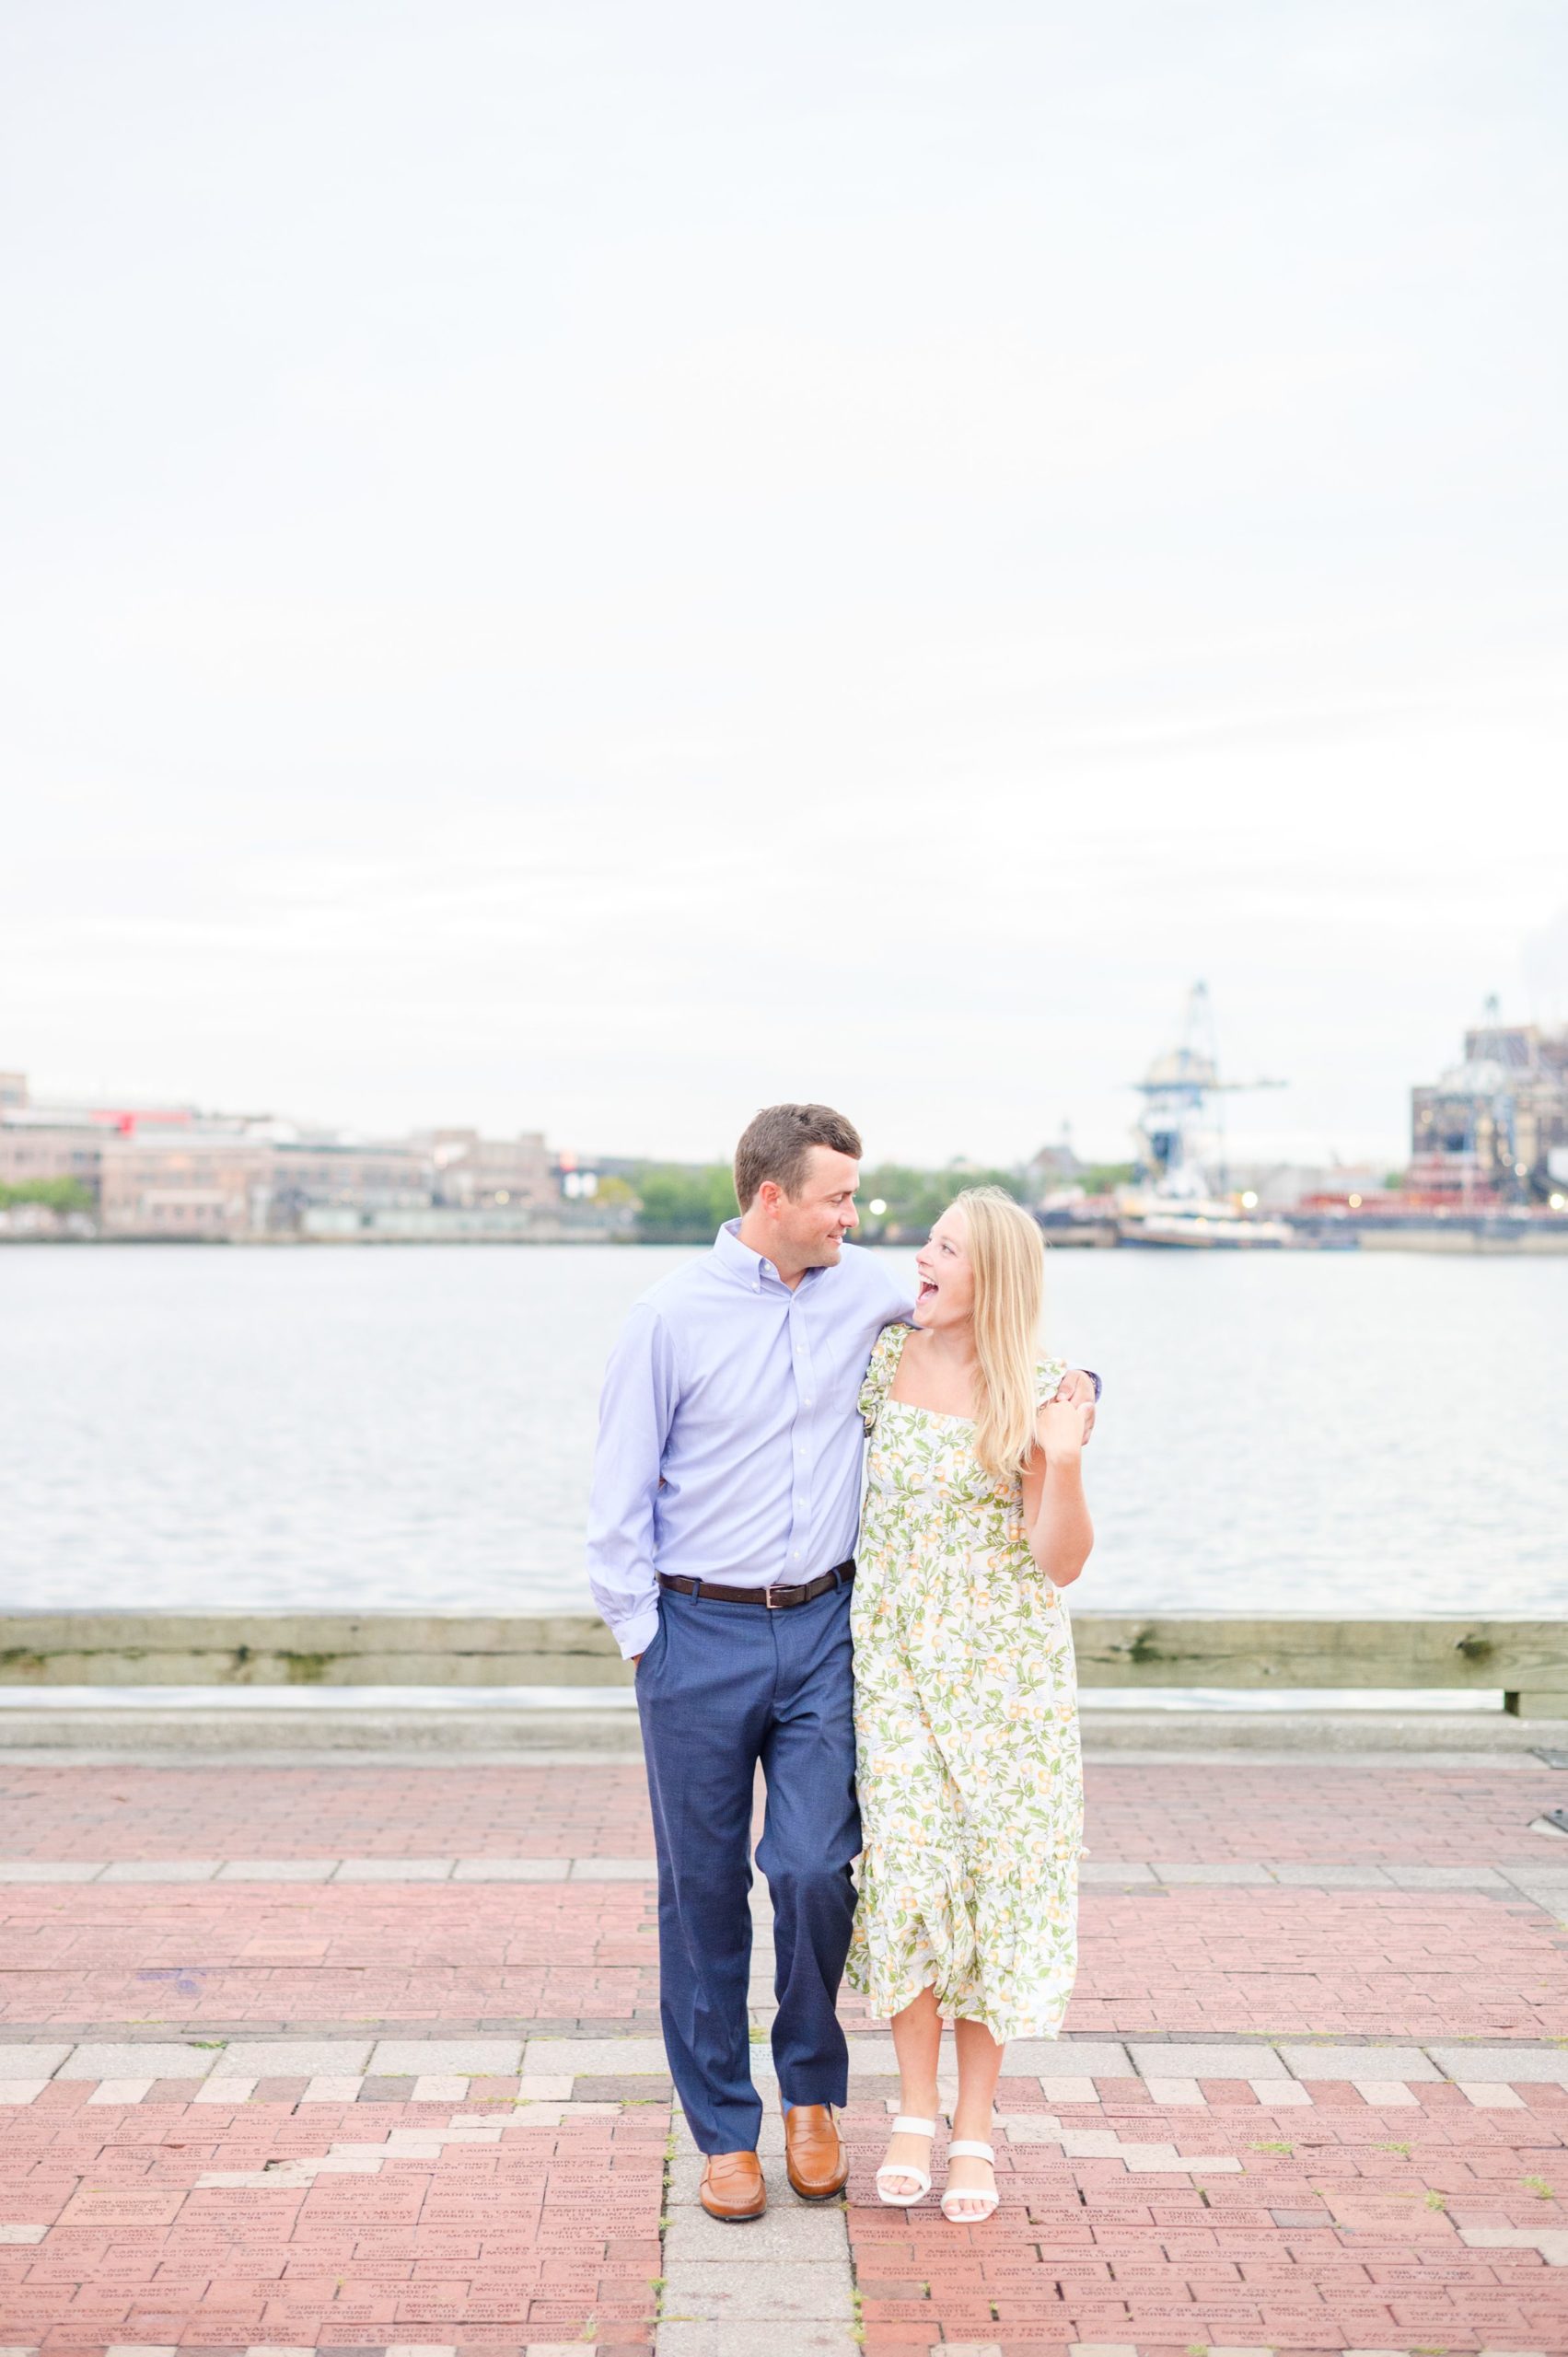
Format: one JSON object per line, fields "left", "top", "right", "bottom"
{"left": 712, "top": 1217, "right": 821, "bottom": 1297}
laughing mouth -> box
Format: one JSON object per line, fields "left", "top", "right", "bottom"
{"left": 917, "top": 1279, "right": 938, "bottom": 1302}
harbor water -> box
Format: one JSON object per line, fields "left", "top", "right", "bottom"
{"left": 6, "top": 1235, "right": 1556, "bottom": 1621}
{"left": 0, "top": 1242, "right": 1562, "bottom": 1619}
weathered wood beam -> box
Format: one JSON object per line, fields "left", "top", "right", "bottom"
{"left": 1068, "top": 1615, "right": 1568, "bottom": 1689}
{"left": 1, "top": 1610, "right": 1563, "bottom": 1694}
{"left": 0, "top": 1611, "right": 628, "bottom": 1687}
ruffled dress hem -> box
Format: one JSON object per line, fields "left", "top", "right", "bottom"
{"left": 846, "top": 1958, "right": 1072, "bottom": 2046}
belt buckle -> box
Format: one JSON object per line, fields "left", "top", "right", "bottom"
{"left": 763, "top": 1585, "right": 781, "bottom": 1609}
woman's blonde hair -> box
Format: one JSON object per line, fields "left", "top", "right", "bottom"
{"left": 951, "top": 1185, "right": 1047, "bottom": 1481}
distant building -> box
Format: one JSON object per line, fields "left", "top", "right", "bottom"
{"left": 1022, "top": 1131, "right": 1092, "bottom": 1208}
{"left": 1, "top": 1073, "right": 265, "bottom": 1229}
{"left": 1410, "top": 1010, "right": 1568, "bottom": 1202}
{"left": 98, "top": 1135, "right": 277, "bottom": 1238}
{"left": 271, "top": 1140, "right": 430, "bottom": 1225}
{"left": 1, "top": 1064, "right": 598, "bottom": 1239}
{"left": 0, "top": 1080, "right": 104, "bottom": 1233}
{"left": 1225, "top": 1159, "right": 1388, "bottom": 1212}
{"left": 426, "top": 1128, "right": 554, "bottom": 1212}
{"left": 0, "top": 1109, "right": 107, "bottom": 1199}
{"left": 1024, "top": 1132, "right": 1081, "bottom": 1203}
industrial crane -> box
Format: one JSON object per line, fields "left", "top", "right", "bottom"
{"left": 1132, "top": 981, "right": 1286, "bottom": 1198}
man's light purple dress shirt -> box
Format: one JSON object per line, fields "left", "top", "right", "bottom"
{"left": 586, "top": 1221, "right": 912, "bottom": 1661}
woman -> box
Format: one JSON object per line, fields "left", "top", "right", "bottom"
{"left": 848, "top": 1185, "right": 1093, "bottom": 2223}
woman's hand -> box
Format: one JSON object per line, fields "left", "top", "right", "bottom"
{"left": 1038, "top": 1397, "right": 1091, "bottom": 1458}
{"left": 1022, "top": 1395, "right": 1096, "bottom": 1583}
{"left": 1051, "top": 1369, "right": 1097, "bottom": 1442}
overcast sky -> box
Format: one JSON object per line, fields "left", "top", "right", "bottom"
{"left": 2, "top": 0, "right": 1565, "bottom": 1168}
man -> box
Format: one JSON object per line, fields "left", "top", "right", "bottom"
{"left": 587, "top": 1103, "right": 1099, "bottom": 2221}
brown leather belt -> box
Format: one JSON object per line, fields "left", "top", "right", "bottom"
{"left": 656, "top": 1559, "right": 854, "bottom": 1609}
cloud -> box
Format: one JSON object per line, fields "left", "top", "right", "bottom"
{"left": 1, "top": 1, "right": 1565, "bottom": 1160}
{"left": 1523, "top": 907, "right": 1568, "bottom": 1026}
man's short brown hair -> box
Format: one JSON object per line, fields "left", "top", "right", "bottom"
{"left": 733, "top": 1103, "right": 864, "bottom": 1212}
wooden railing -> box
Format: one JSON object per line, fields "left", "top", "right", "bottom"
{"left": 1, "top": 1611, "right": 1565, "bottom": 1716}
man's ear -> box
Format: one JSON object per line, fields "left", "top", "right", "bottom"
{"left": 755, "top": 1178, "right": 783, "bottom": 1218}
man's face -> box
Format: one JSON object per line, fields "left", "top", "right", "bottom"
{"left": 770, "top": 1146, "right": 860, "bottom": 1267}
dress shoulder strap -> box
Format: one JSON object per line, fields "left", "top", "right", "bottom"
{"left": 860, "top": 1322, "right": 912, "bottom": 1433}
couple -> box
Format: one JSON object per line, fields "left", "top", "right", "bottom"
{"left": 586, "top": 1102, "right": 1096, "bottom": 2226}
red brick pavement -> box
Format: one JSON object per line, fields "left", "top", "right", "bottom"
{"left": 0, "top": 1885, "right": 654, "bottom": 2030}
{"left": 845, "top": 2088, "right": 1568, "bottom": 2353}
{"left": 1, "top": 1754, "right": 1562, "bottom": 1863}
{"left": 1072, "top": 1889, "right": 1568, "bottom": 2041}
{"left": 1082, "top": 1757, "right": 1566, "bottom": 1864}
{"left": 0, "top": 1762, "right": 656, "bottom": 1861}
{"left": 12, "top": 2084, "right": 1568, "bottom": 2352}
{"left": 0, "top": 2094, "right": 665, "bottom": 2352}
{"left": 4, "top": 1881, "right": 1564, "bottom": 2040}
{"left": 5, "top": 1751, "right": 1568, "bottom": 2352}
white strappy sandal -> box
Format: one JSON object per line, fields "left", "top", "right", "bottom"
{"left": 875, "top": 2114, "right": 936, "bottom": 2206}
{"left": 940, "top": 2138, "right": 999, "bottom": 2223}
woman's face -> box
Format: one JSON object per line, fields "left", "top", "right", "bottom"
{"left": 912, "top": 1204, "right": 975, "bottom": 1329}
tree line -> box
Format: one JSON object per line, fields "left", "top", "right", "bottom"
{"left": 627, "top": 1160, "right": 1133, "bottom": 1243}
{"left": 0, "top": 1178, "right": 94, "bottom": 1213}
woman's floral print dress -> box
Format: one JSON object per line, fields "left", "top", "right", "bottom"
{"left": 846, "top": 1323, "right": 1084, "bottom": 2043}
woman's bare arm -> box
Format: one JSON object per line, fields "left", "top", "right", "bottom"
{"left": 1019, "top": 1399, "right": 1094, "bottom": 1585}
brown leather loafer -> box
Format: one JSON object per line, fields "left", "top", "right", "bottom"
{"left": 699, "top": 2148, "right": 766, "bottom": 2222}
{"left": 782, "top": 2101, "right": 849, "bottom": 2200}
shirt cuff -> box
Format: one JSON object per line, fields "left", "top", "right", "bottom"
{"left": 614, "top": 1605, "right": 661, "bottom": 1662}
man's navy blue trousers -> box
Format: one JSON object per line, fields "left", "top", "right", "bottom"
{"left": 634, "top": 1575, "right": 859, "bottom": 2155}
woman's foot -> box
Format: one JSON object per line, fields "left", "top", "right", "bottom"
{"left": 940, "top": 2137, "right": 998, "bottom": 2223}
{"left": 876, "top": 2113, "right": 936, "bottom": 2206}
